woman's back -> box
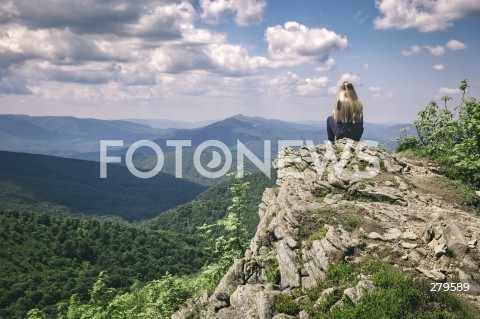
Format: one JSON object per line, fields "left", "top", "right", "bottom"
{"left": 326, "top": 81, "right": 364, "bottom": 143}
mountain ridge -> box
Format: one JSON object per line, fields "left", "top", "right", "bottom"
{"left": 0, "top": 150, "right": 205, "bottom": 221}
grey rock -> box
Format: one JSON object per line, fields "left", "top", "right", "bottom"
{"left": 368, "top": 232, "right": 385, "bottom": 241}
{"left": 461, "top": 255, "right": 480, "bottom": 272}
{"left": 211, "top": 259, "right": 245, "bottom": 308}
{"left": 314, "top": 287, "right": 335, "bottom": 307}
{"left": 275, "top": 241, "right": 301, "bottom": 289}
{"left": 408, "top": 250, "right": 422, "bottom": 263}
{"left": 344, "top": 280, "right": 376, "bottom": 304}
{"left": 467, "top": 239, "right": 477, "bottom": 249}
{"left": 415, "top": 267, "right": 446, "bottom": 282}
{"left": 433, "top": 244, "right": 447, "bottom": 258}
{"left": 402, "top": 242, "right": 418, "bottom": 249}
{"left": 384, "top": 228, "right": 402, "bottom": 240}
{"left": 403, "top": 231, "right": 418, "bottom": 240}
{"left": 448, "top": 242, "right": 468, "bottom": 260}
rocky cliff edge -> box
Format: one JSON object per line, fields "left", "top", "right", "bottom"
{"left": 174, "top": 139, "right": 480, "bottom": 319}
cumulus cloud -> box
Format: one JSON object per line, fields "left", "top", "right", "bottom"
{"left": 0, "top": 0, "right": 350, "bottom": 105}
{"left": 401, "top": 45, "right": 422, "bottom": 56}
{"left": 369, "top": 86, "right": 382, "bottom": 93}
{"left": 374, "top": 0, "right": 480, "bottom": 32}
{"left": 402, "top": 39, "right": 467, "bottom": 58}
{"left": 265, "top": 21, "right": 348, "bottom": 67}
{"left": 368, "top": 86, "right": 394, "bottom": 99}
{"left": 446, "top": 39, "right": 467, "bottom": 50}
{"left": 132, "top": 2, "right": 197, "bottom": 39}
{"left": 205, "top": 44, "right": 269, "bottom": 76}
{"left": 438, "top": 87, "right": 461, "bottom": 95}
{"left": 0, "top": 0, "right": 158, "bottom": 34}
{"left": 0, "top": 26, "right": 116, "bottom": 68}
{"left": 425, "top": 45, "right": 446, "bottom": 56}
{"left": 338, "top": 73, "right": 362, "bottom": 86}
{"left": 269, "top": 72, "right": 331, "bottom": 96}
{"left": 433, "top": 64, "right": 445, "bottom": 71}
{"left": 199, "top": 0, "right": 266, "bottom": 26}
{"left": 314, "top": 57, "right": 336, "bottom": 72}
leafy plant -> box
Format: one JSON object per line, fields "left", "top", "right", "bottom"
{"left": 396, "top": 79, "right": 480, "bottom": 188}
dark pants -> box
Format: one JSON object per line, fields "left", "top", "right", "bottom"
{"left": 326, "top": 116, "right": 363, "bottom": 143}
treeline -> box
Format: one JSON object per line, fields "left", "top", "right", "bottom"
{"left": 145, "top": 170, "right": 277, "bottom": 237}
{"left": 0, "top": 211, "right": 211, "bottom": 319}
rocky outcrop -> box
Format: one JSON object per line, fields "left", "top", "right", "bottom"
{"left": 173, "top": 139, "right": 480, "bottom": 318}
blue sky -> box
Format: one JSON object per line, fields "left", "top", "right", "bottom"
{"left": 0, "top": 0, "right": 479, "bottom": 123}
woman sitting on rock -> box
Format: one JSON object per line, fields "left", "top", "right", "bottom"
{"left": 327, "top": 81, "right": 364, "bottom": 144}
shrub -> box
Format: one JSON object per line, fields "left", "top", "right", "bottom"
{"left": 396, "top": 79, "right": 480, "bottom": 188}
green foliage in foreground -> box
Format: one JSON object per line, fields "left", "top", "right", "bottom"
{"left": 275, "top": 259, "right": 480, "bottom": 319}
{"left": 0, "top": 211, "right": 210, "bottom": 319}
{"left": 28, "top": 177, "right": 252, "bottom": 319}
{"left": 396, "top": 79, "right": 480, "bottom": 187}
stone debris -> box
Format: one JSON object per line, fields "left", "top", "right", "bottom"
{"left": 367, "top": 232, "right": 385, "bottom": 241}
{"left": 402, "top": 242, "right": 418, "bottom": 249}
{"left": 343, "top": 280, "right": 376, "bottom": 305}
{"left": 415, "top": 267, "right": 446, "bottom": 282}
{"left": 402, "top": 231, "right": 418, "bottom": 240}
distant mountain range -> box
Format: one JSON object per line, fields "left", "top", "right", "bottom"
{"left": 0, "top": 150, "right": 205, "bottom": 221}
{"left": 0, "top": 114, "right": 411, "bottom": 185}
{"left": 0, "top": 114, "right": 168, "bottom": 157}
{"left": 127, "top": 118, "right": 215, "bottom": 129}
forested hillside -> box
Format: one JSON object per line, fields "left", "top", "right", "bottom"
{"left": 145, "top": 170, "right": 277, "bottom": 237}
{"left": 0, "top": 151, "right": 206, "bottom": 221}
{"left": 0, "top": 211, "right": 210, "bottom": 319}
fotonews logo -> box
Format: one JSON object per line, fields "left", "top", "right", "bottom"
{"left": 99, "top": 139, "right": 381, "bottom": 180}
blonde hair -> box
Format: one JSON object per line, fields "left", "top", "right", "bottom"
{"left": 333, "top": 81, "right": 363, "bottom": 123}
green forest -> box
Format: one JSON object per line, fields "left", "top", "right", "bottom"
{"left": 0, "top": 211, "right": 210, "bottom": 318}
{"left": 0, "top": 171, "right": 273, "bottom": 319}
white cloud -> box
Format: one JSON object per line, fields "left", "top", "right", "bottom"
{"left": 369, "top": 86, "right": 382, "bottom": 98}
{"left": 401, "top": 45, "right": 422, "bottom": 56}
{"left": 269, "top": 72, "right": 331, "bottom": 96}
{"left": 132, "top": 2, "right": 196, "bottom": 39}
{"left": 0, "top": 25, "right": 113, "bottom": 67}
{"left": 314, "top": 57, "right": 336, "bottom": 72}
{"left": 433, "top": 64, "right": 445, "bottom": 71}
{"left": 368, "top": 85, "right": 394, "bottom": 99}
{"left": 296, "top": 76, "right": 329, "bottom": 96}
{"left": 425, "top": 45, "right": 446, "bottom": 56}
{"left": 446, "top": 39, "right": 467, "bottom": 50}
{"left": 374, "top": 0, "right": 480, "bottom": 32}
{"left": 363, "top": 63, "right": 369, "bottom": 70}
{"left": 402, "top": 39, "right": 468, "bottom": 59}
{"left": 438, "top": 87, "right": 461, "bottom": 95}
{"left": 205, "top": 44, "right": 269, "bottom": 75}
{"left": 0, "top": 1, "right": 19, "bottom": 20}
{"left": 199, "top": 0, "right": 266, "bottom": 26}
{"left": 265, "top": 21, "right": 348, "bottom": 67}
{"left": 338, "top": 73, "right": 362, "bottom": 86}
